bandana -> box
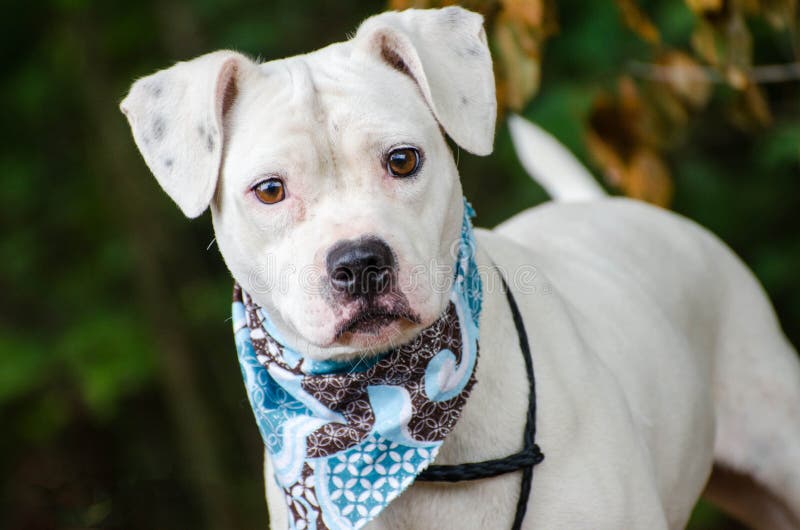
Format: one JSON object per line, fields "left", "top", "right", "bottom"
{"left": 232, "top": 201, "right": 482, "bottom": 530}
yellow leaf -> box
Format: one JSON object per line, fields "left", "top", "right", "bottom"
{"left": 725, "top": 67, "right": 749, "bottom": 89}
{"left": 624, "top": 149, "right": 673, "bottom": 207}
{"left": 646, "top": 83, "right": 690, "bottom": 136}
{"left": 741, "top": 0, "right": 761, "bottom": 14}
{"left": 656, "top": 51, "right": 712, "bottom": 108}
{"left": 725, "top": 13, "right": 753, "bottom": 73}
{"left": 615, "top": 0, "right": 661, "bottom": 44}
{"left": 500, "top": 0, "right": 545, "bottom": 29}
{"left": 727, "top": 82, "right": 773, "bottom": 130}
{"left": 494, "top": 13, "right": 542, "bottom": 111}
{"left": 691, "top": 20, "right": 720, "bottom": 65}
{"left": 685, "top": 0, "right": 724, "bottom": 13}
{"left": 759, "top": 0, "right": 798, "bottom": 29}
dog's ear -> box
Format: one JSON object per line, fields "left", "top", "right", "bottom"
{"left": 120, "top": 50, "right": 255, "bottom": 218}
{"left": 354, "top": 6, "right": 496, "bottom": 156}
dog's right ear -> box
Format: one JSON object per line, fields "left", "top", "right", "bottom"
{"left": 353, "top": 7, "right": 496, "bottom": 156}
{"left": 120, "top": 51, "right": 254, "bottom": 218}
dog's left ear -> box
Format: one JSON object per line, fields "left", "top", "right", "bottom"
{"left": 354, "top": 6, "right": 496, "bottom": 156}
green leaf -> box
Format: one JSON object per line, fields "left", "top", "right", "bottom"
{"left": 60, "top": 312, "right": 156, "bottom": 419}
{"left": 0, "top": 333, "right": 50, "bottom": 404}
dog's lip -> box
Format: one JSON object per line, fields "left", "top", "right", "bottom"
{"left": 334, "top": 307, "right": 421, "bottom": 339}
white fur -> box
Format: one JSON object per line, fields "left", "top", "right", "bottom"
{"left": 121, "top": 7, "right": 800, "bottom": 529}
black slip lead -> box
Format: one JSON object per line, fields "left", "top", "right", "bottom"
{"left": 417, "top": 270, "right": 544, "bottom": 530}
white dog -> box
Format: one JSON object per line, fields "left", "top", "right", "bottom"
{"left": 120, "top": 6, "right": 800, "bottom": 529}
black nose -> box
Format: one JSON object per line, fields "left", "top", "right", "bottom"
{"left": 326, "top": 237, "right": 396, "bottom": 298}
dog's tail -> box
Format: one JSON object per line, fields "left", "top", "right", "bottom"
{"left": 508, "top": 113, "right": 606, "bottom": 202}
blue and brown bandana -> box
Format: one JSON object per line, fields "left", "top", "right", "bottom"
{"left": 232, "top": 201, "right": 482, "bottom": 530}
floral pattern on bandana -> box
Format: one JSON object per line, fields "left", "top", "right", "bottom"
{"left": 232, "top": 200, "right": 482, "bottom": 530}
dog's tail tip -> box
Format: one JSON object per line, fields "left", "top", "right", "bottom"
{"left": 508, "top": 113, "right": 606, "bottom": 203}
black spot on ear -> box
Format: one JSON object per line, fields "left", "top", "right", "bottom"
{"left": 466, "top": 45, "right": 482, "bottom": 57}
{"left": 152, "top": 117, "right": 166, "bottom": 141}
{"left": 146, "top": 81, "right": 163, "bottom": 97}
{"left": 443, "top": 7, "right": 462, "bottom": 27}
{"left": 460, "top": 95, "right": 469, "bottom": 106}
{"left": 196, "top": 123, "right": 215, "bottom": 152}
{"left": 163, "top": 157, "right": 174, "bottom": 169}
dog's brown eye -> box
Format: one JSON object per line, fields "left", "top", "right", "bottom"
{"left": 387, "top": 147, "right": 420, "bottom": 178}
{"left": 253, "top": 178, "right": 285, "bottom": 204}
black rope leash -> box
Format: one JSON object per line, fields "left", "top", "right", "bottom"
{"left": 417, "top": 274, "right": 544, "bottom": 530}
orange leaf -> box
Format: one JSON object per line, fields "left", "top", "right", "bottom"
{"left": 500, "top": 0, "right": 545, "bottom": 29}
{"left": 586, "top": 83, "right": 674, "bottom": 207}
{"left": 387, "top": 0, "right": 431, "bottom": 9}
{"left": 727, "top": 82, "right": 773, "bottom": 130}
{"left": 493, "top": 13, "right": 542, "bottom": 111}
{"left": 624, "top": 149, "right": 673, "bottom": 207}
{"left": 586, "top": 88, "right": 641, "bottom": 182}
{"left": 616, "top": 0, "right": 661, "bottom": 44}
{"left": 685, "top": 0, "right": 724, "bottom": 14}
{"left": 586, "top": 126, "right": 628, "bottom": 187}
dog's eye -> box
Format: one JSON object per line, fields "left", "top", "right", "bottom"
{"left": 253, "top": 178, "right": 286, "bottom": 204}
{"left": 387, "top": 147, "right": 420, "bottom": 178}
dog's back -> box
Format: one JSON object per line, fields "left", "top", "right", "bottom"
{"left": 497, "top": 195, "right": 800, "bottom": 529}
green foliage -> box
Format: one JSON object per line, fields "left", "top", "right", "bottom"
{"left": 60, "top": 312, "right": 155, "bottom": 419}
{"left": 0, "top": 0, "right": 797, "bottom": 528}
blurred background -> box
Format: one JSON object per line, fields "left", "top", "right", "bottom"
{"left": 1, "top": 0, "right": 798, "bottom": 528}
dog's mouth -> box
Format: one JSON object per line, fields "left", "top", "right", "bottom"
{"left": 334, "top": 305, "right": 421, "bottom": 340}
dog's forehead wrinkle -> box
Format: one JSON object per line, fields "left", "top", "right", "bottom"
{"left": 269, "top": 58, "right": 345, "bottom": 163}
{"left": 274, "top": 58, "right": 398, "bottom": 188}
{"left": 301, "top": 60, "right": 347, "bottom": 181}
{"left": 278, "top": 57, "right": 326, "bottom": 121}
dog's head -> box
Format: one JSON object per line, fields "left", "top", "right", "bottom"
{"left": 120, "top": 7, "right": 495, "bottom": 360}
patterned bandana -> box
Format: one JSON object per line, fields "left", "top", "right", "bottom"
{"left": 232, "top": 201, "right": 482, "bottom": 530}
